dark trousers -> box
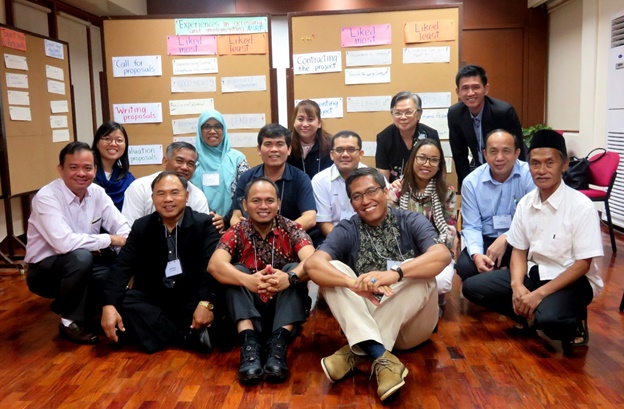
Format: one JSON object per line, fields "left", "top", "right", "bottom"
{"left": 462, "top": 267, "right": 594, "bottom": 341}
{"left": 456, "top": 235, "right": 513, "bottom": 281}
{"left": 120, "top": 289, "right": 197, "bottom": 353}
{"left": 27, "top": 249, "right": 113, "bottom": 322}
{"left": 226, "top": 263, "right": 310, "bottom": 338}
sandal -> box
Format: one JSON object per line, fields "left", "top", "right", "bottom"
{"left": 570, "top": 319, "right": 589, "bottom": 346}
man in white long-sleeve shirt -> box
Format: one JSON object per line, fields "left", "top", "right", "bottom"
{"left": 25, "top": 142, "right": 130, "bottom": 345}
{"left": 122, "top": 142, "right": 216, "bottom": 228}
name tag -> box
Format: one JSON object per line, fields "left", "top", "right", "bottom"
{"left": 492, "top": 214, "right": 512, "bottom": 230}
{"left": 202, "top": 173, "right": 219, "bottom": 187}
{"left": 165, "top": 259, "right": 183, "bottom": 277}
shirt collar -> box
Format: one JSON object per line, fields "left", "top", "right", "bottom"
{"left": 482, "top": 160, "right": 522, "bottom": 185}
{"left": 59, "top": 179, "right": 92, "bottom": 205}
{"left": 470, "top": 105, "right": 484, "bottom": 121}
{"left": 258, "top": 163, "right": 293, "bottom": 181}
{"left": 329, "top": 162, "right": 365, "bottom": 182}
{"left": 531, "top": 180, "right": 565, "bottom": 210}
{"left": 242, "top": 216, "right": 281, "bottom": 239}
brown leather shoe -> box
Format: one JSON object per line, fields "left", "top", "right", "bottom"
{"left": 59, "top": 323, "right": 99, "bottom": 344}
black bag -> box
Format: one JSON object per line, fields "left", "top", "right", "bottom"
{"left": 563, "top": 148, "right": 606, "bottom": 190}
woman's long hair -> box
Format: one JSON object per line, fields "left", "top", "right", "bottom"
{"left": 289, "top": 99, "right": 332, "bottom": 160}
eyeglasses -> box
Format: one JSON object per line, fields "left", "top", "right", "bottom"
{"left": 100, "top": 136, "right": 125, "bottom": 145}
{"left": 391, "top": 109, "right": 419, "bottom": 118}
{"left": 332, "top": 147, "right": 360, "bottom": 155}
{"left": 202, "top": 124, "right": 223, "bottom": 132}
{"left": 350, "top": 186, "right": 383, "bottom": 203}
{"left": 415, "top": 155, "right": 440, "bottom": 166}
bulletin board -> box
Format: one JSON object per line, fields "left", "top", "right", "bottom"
{"left": 102, "top": 16, "right": 274, "bottom": 177}
{"left": 289, "top": 6, "right": 460, "bottom": 168}
{"left": 0, "top": 24, "right": 75, "bottom": 197}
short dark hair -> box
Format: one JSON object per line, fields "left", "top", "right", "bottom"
{"left": 345, "top": 167, "right": 386, "bottom": 199}
{"left": 455, "top": 64, "right": 488, "bottom": 87}
{"left": 166, "top": 141, "right": 196, "bottom": 158}
{"left": 244, "top": 176, "right": 279, "bottom": 200}
{"left": 331, "top": 130, "right": 362, "bottom": 149}
{"left": 257, "top": 123, "right": 291, "bottom": 147}
{"left": 59, "top": 141, "right": 92, "bottom": 166}
{"left": 390, "top": 91, "right": 422, "bottom": 110}
{"left": 151, "top": 170, "right": 188, "bottom": 191}
{"left": 484, "top": 129, "right": 522, "bottom": 151}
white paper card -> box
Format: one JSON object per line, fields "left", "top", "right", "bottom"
{"left": 128, "top": 144, "right": 164, "bottom": 165}
{"left": 165, "top": 259, "right": 183, "bottom": 277}
{"left": 172, "top": 117, "right": 199, "bottom": 135}
{"left": 293, "top": 51, "right": 342, "bottom": 75}
{"left": 346, "top": 95, "right": 392, "bottom": 112}
{"left": 345, "top": 67, "right": 390, "bottom": 85}
{"left": 403, "top": 46, "right": 451, "bottom": 64}
{"left": 9, "top": 106, "right": 31, "bottom": 121}
{"left": 45, "top": 65, "right": 64, "bottom": 80}
{"left": 112, "top": 55, "right": 162, "bottom": 77}
{"left": 45, "top": 39, "right": 64, "bottom": 59}
{"left": 345, "top": 49, "right": 392, "bottom": 67}
{"left": 171, "top": 76, "right": 216, "bottom": 93}
{"left": 4, "top": 54, "right": 28, "bottom": 70}
{"left": 420, "top": 109, "right": 450, "bottom": 139}
{"left": 47, "top": 79, "right": 65, "bottom": 95}
{"left": 169, "top": 98, "right": 214, "bottom": 116}
{"left": 6, "top": 73, "right": 28, "bottom": 88}
{"left": 223, "top": 114, "right": 265, "bottom": 130}
{"left": 52, "top": 129, "right": 70, "bottom": 142}
{"left": 295, "top": 98, "right": 343, "bottom": 118}
{"left": 7, "top": 90, "right": 30, "bottom": 106}
{"left": 420, "top": 92, "right": 452, "bottom": 109}
{"left": 361, "top": 141, "right": 377, "bottom": 157}
{"left": 229, "top": 132, "right": 258, "bottom": 148}
{"left": 50, "top": 115, "right": 68, "bottom": 129}
{"left": 172, "top": 58, "right": 218, "bottom": 75}
{"left": 113, "top": 103, "right": 163, "bottom": 124}
{"left": 221, "top": 76, "right": 266, "bottom": 93}
{"left": 50, "top": 100, "right": 69, "bottom": 113}
{"left": 173, "top": 136, "right": 196, "bottom": 146}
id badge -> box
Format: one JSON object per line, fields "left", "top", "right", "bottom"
{"left": 386, "top": 260, "right": 401, "bottom": 270}
{"left": 492, "top": 214, "right": 512, "bottom": 230}
{"left": 165, "top": 259, "right": 183, "bottom": 277}
{"left": 202, "top": 173, "right": 219, "bottom": 187}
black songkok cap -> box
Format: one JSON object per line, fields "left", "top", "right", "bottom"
{"left": 529, "top": 129, "right": 567, "bottom": 157}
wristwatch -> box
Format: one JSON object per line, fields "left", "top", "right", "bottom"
{"left": 390, "top": 265, "right": 404, "bottom": 281}
{"left": 198, "top": 301, "right": 214, "bottom": 310}
{"left": 287, "top": 271, "right": 299, "bottom": 286}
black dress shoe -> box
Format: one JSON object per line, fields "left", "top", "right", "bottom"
{"left": 183, "top": 328, "right": 212, "bottom": 353}
{"left": 264, "top": 330, "right": 289, "bottom": 382}
{"left": 238, "top": 340, "right": 263, "bottom": 384}
{"left": 59, "top": 323, "right": 99, "bottom": 345}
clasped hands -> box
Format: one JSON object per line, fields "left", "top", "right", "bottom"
{"left": 511, "top": 284, "right": 544, "bottom": 321}
{"left": 245, "top": 265, "right": 290, "bottom": 299}
{"left": 351, "top": 270, "right": 398, "bottom": 306}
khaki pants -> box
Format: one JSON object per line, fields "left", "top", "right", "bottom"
{"left": 321, "top": 261, "right": 438, "bottom": 353}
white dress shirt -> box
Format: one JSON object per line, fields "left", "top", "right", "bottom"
{"left": 312, "top": 163, "right": 368, "bottom": 225}
{"left": 25, "top": 179, "right": 131, "bottom": 264}
{"left": 506, "top": 182, "right": 604, "bottom": 295}
{"left": 122, "top": 172, "right": 210, "bottom": 225}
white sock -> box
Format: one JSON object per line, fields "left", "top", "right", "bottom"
{"left": 60, "top": 318, "right": 73, "bottom": 327}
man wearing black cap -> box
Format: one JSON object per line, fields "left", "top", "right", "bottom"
{"left": 462, "top": 129, "right": 604, "bottom": 350}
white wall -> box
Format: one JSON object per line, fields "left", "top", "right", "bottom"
{"left": 547, "top": 0, "right": 624, "bottom": 156}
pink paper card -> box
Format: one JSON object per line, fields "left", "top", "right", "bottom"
{"left": 341, "top": 24, "right": 391, "bottom": 47}
{"left": 167, "top": 35, "right": 217, "bottom": 55}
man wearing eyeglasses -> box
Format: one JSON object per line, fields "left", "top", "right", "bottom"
{"left": 122, "top": 142, "right": 211, "bottom": 226}
{"left": 313, "top": 130, "right": 385, "bottom": 237}
{"left": 305, "top": 167, "right": 450, "bottom": 401}
{"left": 375, "top": 91, "right": 439, "bottom": 183}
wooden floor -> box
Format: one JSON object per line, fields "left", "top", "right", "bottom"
{"left": 1, "top": 226, "right": 623, "bottom": 408}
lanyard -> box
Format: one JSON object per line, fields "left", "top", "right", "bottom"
{"left": 364, "top": 226, "right": 405, "bottom": 261}
{"left": 252, "top": 234, "right": 275, "bottom": 271}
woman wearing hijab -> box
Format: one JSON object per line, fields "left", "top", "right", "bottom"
{"left": 191, "top": 110, "right": 249, "bottom": 231}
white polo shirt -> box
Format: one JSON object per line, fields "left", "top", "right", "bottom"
{"left": 312, "top": 163, "right": 367, "bottom": 225}
{"left": 506, "top": 181, "right": 604, "bottom": 295}
{"left": 122, "top": 172, "right": 209, "bottom": 225}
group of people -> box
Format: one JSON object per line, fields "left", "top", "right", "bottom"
{"left": 23, "top": 64, "right": 604, "bottom": 402}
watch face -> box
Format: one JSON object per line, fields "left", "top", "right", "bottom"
{"left": 289, "top": 272, "right": 299, "bottom": 285}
